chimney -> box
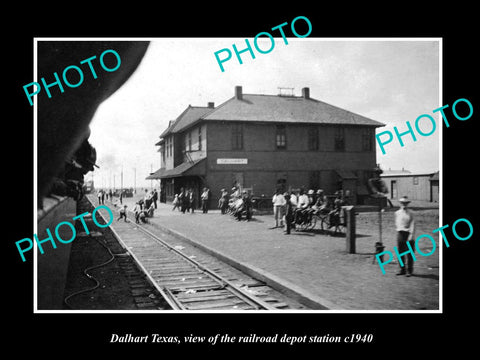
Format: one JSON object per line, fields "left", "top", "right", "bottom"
{"left": 235, "top": 85, "right": 243, "bottom": 100}
{"left": 302, "top": 87, "right": 310, "bottom": 99}
{"left": 207, "top": 102, "right": 215, "bottom": 108}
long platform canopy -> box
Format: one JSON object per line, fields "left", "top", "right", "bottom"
{"left": 146, "top": 158, "right": 206, "bottom": 180}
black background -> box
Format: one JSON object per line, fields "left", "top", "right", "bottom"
{"left": 6, "top": 4, "right": 478, "bottom": 355}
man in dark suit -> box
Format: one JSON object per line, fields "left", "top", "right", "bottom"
{"left": 284, "top": 193, "right": 294, "bottom": 235}
{"left": 152, "top": 189, "right": 158, "bottom": 209}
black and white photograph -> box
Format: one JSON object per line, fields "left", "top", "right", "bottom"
{"left": 7, "top": 7, "right": 479, "bottom": 354}
{"left": 34, "top": 38, "right": 441, "bottom": 313}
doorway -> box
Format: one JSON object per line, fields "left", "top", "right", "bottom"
{"left": 391, "top": 180, "right": 397, "bottom": 199}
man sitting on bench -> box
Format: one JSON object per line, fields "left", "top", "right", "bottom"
{"left": 294, "top": 189, "right": 310, "bottom": 224}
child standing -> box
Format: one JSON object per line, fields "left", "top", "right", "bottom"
{"left": 172, "top": 194, "right": 180, "bottom": 211}
{"left": 118, "top": 205, "right": 128, "bottom": 222}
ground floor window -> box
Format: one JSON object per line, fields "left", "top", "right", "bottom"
{"left": 165, "top": 180, "right": 175, "bottom": 200}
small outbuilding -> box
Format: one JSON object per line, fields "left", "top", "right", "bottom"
{"left": 381, "top": 169, "right": 439, "bottom": 203}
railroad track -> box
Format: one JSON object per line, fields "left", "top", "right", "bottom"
{"left": 88, "top": 196, "right": 302, "bottom": 310}
{"left": 64, "top": 198, "right": 169, "bottom": 310}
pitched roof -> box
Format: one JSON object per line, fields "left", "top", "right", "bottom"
{"left": 382, "top": 169, "right": 412, "bottom": 176}
{"left": 430, "top": 171, "right": 439, "bottom": 181}
{"left": 202, "top": 94, "right": 384, "bottom": 127}
{"left": 161, "top": 105, "right": 214, "bottom": 137}
{"left": 158, "top": 90, "right": 384, "bottom": 141}
{"left": 381, "top": 170, "right": 438, "bottom": 178}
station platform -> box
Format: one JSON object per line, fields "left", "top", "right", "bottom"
{"left": 90, "top": 194, "right": 440, "bottom": 311}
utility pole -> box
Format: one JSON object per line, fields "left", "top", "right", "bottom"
{"left": 121, "top": 164, "right": 124, "bottom": 191}
{"left": 133, "top": 167, "right": 136, "bottom": 193}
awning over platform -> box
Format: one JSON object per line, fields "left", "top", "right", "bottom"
{"left": 146, "top": 158, "right": 206, "bottom": 180}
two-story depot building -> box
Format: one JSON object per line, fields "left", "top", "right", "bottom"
{"left": 147, "top": 86, "right": 384, "bottom": 208}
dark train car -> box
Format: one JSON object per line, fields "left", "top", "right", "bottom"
{"left": 36, "top": 41, "right": 149, "bottom": 309}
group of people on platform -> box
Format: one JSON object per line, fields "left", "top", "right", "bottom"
{"left": 169, "top": 186, "right": 250, "bottom": 220}
{"left": 218, "top": 186, "right": 253, "bottom": 221}
{"left": 168, "top": 185, "right": 344, "bottom": 226}
{"left": 114, "top": 188, "right": 158, "bottom": 224}
{"left": 111, "top": 184, "right": 346, "bottom": 231}
{"left": 131, "top": 189, "right": 158, "bottom": 223}
{"left": 172, "top": 187, "right": 211, "bottom": 214}
{"left": 272, "top": 188, "right": 345, "bottom": 235}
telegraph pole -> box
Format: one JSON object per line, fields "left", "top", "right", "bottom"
{"left": 133, "top": 167, "right": 136, "bottom": 193}
{"left": 121, "top": 165, "right": 124, "bottom": 191}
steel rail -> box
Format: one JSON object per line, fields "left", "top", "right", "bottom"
{"left": 162, "top": 287, "right": 188, "bottom": 310}
{"left": 128, "top": 218, "right": 277, "bottom": 310}
{"left": 86, "top": 196, "right": 277, "bottom": 310}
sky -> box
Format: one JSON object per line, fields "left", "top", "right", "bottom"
{"left": 88, "top": 38, "right": 440, "bottom": 189}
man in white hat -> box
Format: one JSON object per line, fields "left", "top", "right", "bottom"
{"left": 394, "top": 196, "right": 415, "bottom": 276}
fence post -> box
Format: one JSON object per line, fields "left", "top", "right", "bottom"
{"left": 344, "top": 206, "right": 356, "bottom": 254}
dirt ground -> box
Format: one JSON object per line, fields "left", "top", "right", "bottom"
{"left": 62, "top": 199, "right": 169, "bottom": 310}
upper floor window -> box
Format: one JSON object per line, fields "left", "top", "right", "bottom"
{"left": 276, "top": 125, "right": 287, "bottom": 149}
{"left": 308, "top": 127, "right": 319, "bottom": 150}
{"left": 160, "top": 145, "right": 165, "bottom": 164}
{"left": 362, "top": 128, "right": 373, "bottom": 151}
{"left": 198, "top": 125, "right": 202, "bottom": 151}
{"left": 334, "top": 127, "right": 345, "bottom": 151}
{"left": 166, "top": 137, "right": 171, "bottom": 157}
{"left": 232, "top": 124, "right": 243, "bottom": 150}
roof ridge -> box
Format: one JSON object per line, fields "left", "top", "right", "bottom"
{"left": 189, "top": 105, "right": 211, "bottom": 108}
{"left": 200, "top": 96, "right": 235, "bottom": 120}
{"left": 201, "top": 93, "right": 383, "bottom": 126}
{"left": 167, "top": 105, "right": 215, "bottom": 134}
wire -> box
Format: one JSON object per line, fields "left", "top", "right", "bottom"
{"left": 63, "top": 234, "right": 118, "bottom": 310}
